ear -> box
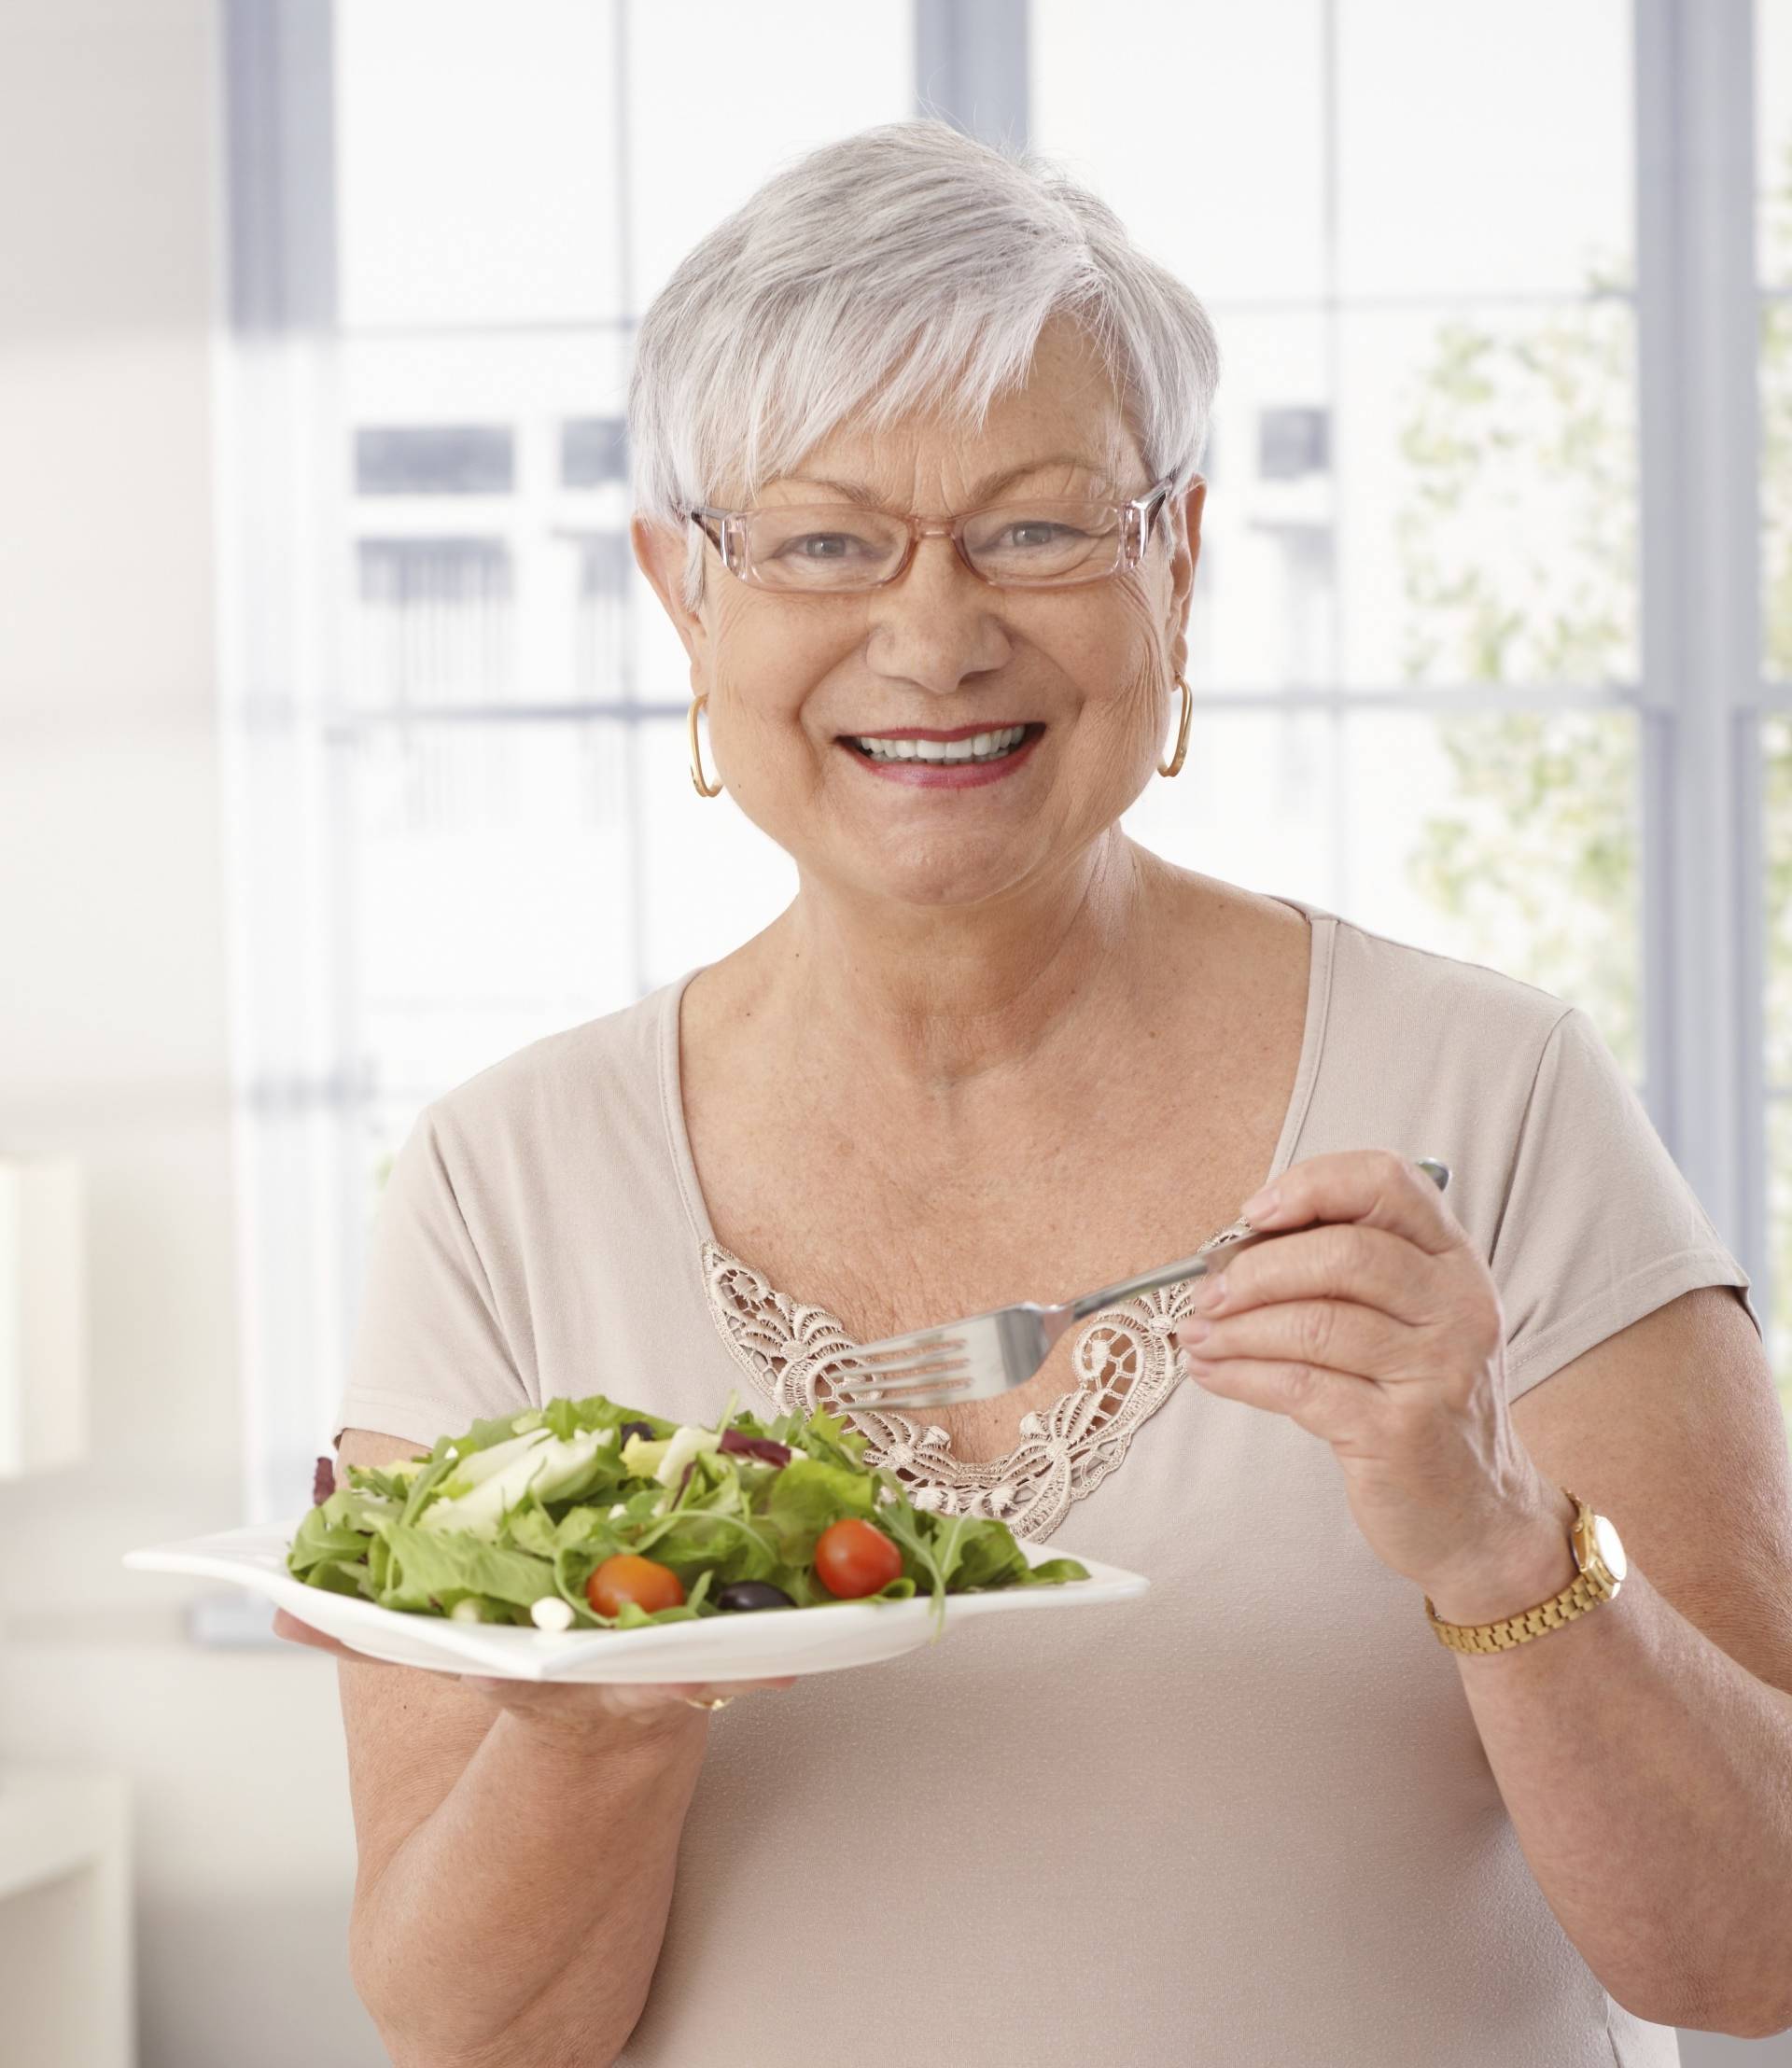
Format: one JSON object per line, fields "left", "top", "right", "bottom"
{"left": 1164, "top": 476, "right": 1205, "bottom": 679}
{"left": 631, "top": 514, "right": 707, "bottom": 666}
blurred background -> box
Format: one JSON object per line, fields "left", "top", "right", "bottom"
{"left": 2, "top": 0, "right": 1789, "bottom": 2061}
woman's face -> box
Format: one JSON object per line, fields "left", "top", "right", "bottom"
{"left": 634, "top": 316, "right": 1204, "bottom": 915}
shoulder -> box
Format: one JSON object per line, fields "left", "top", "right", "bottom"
{"left": 416, "top": 982, "right": 675, "bottom": 1173}
{"left": 1316, "top": 903, "right": 1581, "bottom": 1082}
{"left": 1283, "top": 903, "right": 1615, "bottom": 1261}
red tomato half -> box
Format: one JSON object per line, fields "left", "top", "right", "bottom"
{"left": 814, "top": 1517, "right": 903, "bottom": 1600}
{"left": 586, "top": 1554, "right": 685, "bottom": 1618}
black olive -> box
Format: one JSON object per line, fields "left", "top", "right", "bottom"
{"left": 714, "top": 1581, "right": 796, "bottom": 1614}
{"left": 618, "top": 1419, "right": 656, "bottom": 1446}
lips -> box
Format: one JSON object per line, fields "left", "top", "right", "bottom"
{"left": 837, "top": 721, "right": 1046, "bottom": 788}
{"left": 836, "top": 722, "right": 1041, "bottom": 742}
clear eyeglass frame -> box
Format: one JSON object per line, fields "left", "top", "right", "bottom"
{"left": 679, "top": 477, "right": 1178, "bottom": 594}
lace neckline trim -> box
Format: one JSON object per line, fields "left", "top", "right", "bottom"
{"left": 658, "top": 903, "right": 1337, "bottom": 1539}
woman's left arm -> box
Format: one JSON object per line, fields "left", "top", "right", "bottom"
{"left": 1174, "top": 1151, "right": 1792, "bottom": 2042}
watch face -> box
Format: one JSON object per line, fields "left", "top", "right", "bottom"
{"left": 1591, "top": 1513, "right": 1628, "bottom": 1584}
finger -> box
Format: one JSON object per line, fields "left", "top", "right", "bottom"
{"left": 662, "top": 1677, "right": 799, "bottom": 1701}
{"left": 1242, "top": 1150, "right": 1459, "bottom": 1256}
{"left": 1181, "top": 1349, "right": 1379, "bottom": 1444}
{"left": 456, "top": 1674, "right": 797, "bottom": 1715}
{"left": 1176, "top": 1295, "right": 1417, "bottom": 1384}
{"left": 1192, "top": 1223, "right": 1445, "bottom": 1328}
{"left": 272, "top": 1607, "right": 364, "bottom": 1660}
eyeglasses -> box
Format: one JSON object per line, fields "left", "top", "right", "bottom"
{"left": 679, "top": 478, "right": 1176, "bottom": 595}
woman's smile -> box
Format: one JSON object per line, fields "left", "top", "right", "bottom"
{"left": 834, "top": 720, "right": 1047, "bottom": 789}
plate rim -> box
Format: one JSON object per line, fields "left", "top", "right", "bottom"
{"left": 124, "top": 1516, "right": 1150, "bottom": 1683}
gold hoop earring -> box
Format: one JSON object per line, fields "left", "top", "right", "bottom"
{"left": 687, "top": 692, "right": 723, "bottom": 798}
{"left": 1157, "top": 673, "right": 1192, "bottom": 778}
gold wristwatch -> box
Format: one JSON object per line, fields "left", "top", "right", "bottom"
{"left": 1425, "top": 1488, "right": 1627, "bottom": 1654}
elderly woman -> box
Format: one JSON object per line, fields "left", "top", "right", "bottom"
{"left": 285, "top": 122, "right": 1792, "bottom": 2066}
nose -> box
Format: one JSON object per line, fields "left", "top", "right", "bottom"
{"left": 861, "top": 532, "right": 1013, "bottom": 695}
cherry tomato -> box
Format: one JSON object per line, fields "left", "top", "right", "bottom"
{"left": 586, "top": 1553, "right": 685, "bottom": 1618}
{"left": 814, "top": 1517, "right": 903, "bottom": 1600}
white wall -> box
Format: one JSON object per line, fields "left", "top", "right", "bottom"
{"left": 0, "top": 2, "right": 382, "bottom": 2061}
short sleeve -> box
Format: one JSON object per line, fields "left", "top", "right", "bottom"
{"left": 332, "top": 1101, "right": 533, "bottom": 1448}
{"left": 1491, "top": 1006, "right": 1760, "bottom": 1403}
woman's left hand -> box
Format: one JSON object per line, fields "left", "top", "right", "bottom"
{"left": 1173, "top": 1149, "right": 1560, "bottom": 1613}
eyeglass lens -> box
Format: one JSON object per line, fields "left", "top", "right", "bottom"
{"left": 737, "top": 500, "right": 1127, "bottom": 591}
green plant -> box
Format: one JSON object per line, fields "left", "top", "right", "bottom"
{"left": 1392, "top": 157, "right": 1792, "bottom": 1438}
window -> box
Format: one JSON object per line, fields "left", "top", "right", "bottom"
{"left": 222, "top": 0, "right": 913, "bottom": 1516}
{"left": 219, "top": 1, "right": 1785, "bottom": 1517}
{"left": 1037, "top": 0, "right": 1644, "bottom": 1074}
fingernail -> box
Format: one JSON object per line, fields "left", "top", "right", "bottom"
{"left": 1194, "top": 1275, "right": 1226, "bottom": 1311}
{"left": 1239, "top": 1186, "right": 1279, "bottom": 1221}
{"left": 1179, "top": 1316, "right": 1211, "bottom": 1344}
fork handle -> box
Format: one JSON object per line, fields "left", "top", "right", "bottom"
{"left": 1069, "top": 1249, "right": 1237, "bottom": 1320}
{"left": 1068, "top": 1158, "right": 1450, "bottom": 1321}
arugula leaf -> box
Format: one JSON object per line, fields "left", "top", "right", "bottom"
{"left": 868, "top": 1493, "right": 951, "bottom": 1638}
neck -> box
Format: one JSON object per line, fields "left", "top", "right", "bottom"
{"left": 760, "top": 832, "right": 1169, "bottom": 1099}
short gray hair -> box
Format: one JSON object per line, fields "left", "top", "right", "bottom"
{"left": 628, "top": 119, "right": 1221, "bottom": 608}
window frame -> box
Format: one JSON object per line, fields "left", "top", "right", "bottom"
{"left": 216, "top": 0, "right": 1773, "bottom": 1519}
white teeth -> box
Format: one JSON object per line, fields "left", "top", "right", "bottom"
{"left": 850, "top": 724, "right": 1029, "bottom": 764}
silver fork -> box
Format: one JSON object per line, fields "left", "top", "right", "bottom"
{"left": 828, "top": 1158, "right": 1451, "bottom": 1412}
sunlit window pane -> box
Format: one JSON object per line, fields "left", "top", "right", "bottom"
{"left": 1121, "top": 707, "right": 1339, "bottom": 900}
{"left": 1337, "top": 302, "right": 1637, "bottom": 690}
{"left": 1336, "top": 1, "right": 1632, "bottom": 300}
{"left": 338, "top": 329, "right": 636, "bottom": 711}
{"left": 636, "top": 720, "right": 799, "bottom": 991}
{"left": 1038, "top": 4, "right": 1636, "bottom": 698}
{"left": 1034, "top": 1, "right": 1630, "bottom": 308}
{"left": 1125, "top": 706, "right": 1641, "bottom": 1077}
{"left": 626, "top": 2, "right": 914, "bottom": 305}
{"left": 1031, "top": 0, "right": 1327, "bottom": 305}
{"left": 337, "top": 719, "right": 643, "bottom": 1105}
{"left": 1187, "top": 314, "right": 1335, "bottom": 693}
{"left": 335, "top": 0, "right": 622, "bottom": 328}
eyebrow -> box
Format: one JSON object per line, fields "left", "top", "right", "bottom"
{"left": 773, "top": 454, "right": 1122, "bottom": 508}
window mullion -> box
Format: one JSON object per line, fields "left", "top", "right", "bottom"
{"left": 1634, "top": 0, "right": 1765, "bottom": 1269}
{"left": 915, "top": 0, "right": 1029, "bottom": 145}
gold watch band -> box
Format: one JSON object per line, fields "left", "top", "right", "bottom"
{"left": 1424, "top": 1490, "right": 1622, "bottom": 1654}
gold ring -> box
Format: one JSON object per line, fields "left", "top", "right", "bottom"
{"left": 679, "top": 1693, "right": 736, "bottom": 1712}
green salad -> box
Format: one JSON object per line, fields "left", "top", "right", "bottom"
{"left": 288, "top": 1388, "right": 1089, "bottom": 1639}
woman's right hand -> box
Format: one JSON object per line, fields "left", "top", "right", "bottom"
{"left": 272, "top": 1606, "right": 797, "bottom": 1726}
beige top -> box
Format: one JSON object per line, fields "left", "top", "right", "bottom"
{"left": 336, "top": 895, "right": 1757, "bottom": 2067}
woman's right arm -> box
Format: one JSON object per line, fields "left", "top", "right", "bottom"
{"left": 303, "top": 1428, "right": 792, "bottom": 2068}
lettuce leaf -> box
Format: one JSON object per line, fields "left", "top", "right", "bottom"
{"left": 288, "top": 1386, "right": 1091, "bottom": 1628}
{"left": 763, "top": 1457, "right": 877, "bottom": 1562}
{"left": 374, "top": 1523, "right": 557, "bottom": 1614}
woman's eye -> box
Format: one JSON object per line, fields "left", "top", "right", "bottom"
{"left": 787, "top": 533, "right": 861, "bottom": 558}
{"left": 1007, "top": 523, "right": 1077, "bottom": 548}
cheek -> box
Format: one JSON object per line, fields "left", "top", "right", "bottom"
{"left": 713, "top": 608, "right": 856, "bottom": 734}
{"left": 1047, "top": 588, "right": 1169, "bottom": 713}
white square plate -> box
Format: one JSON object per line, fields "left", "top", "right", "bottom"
{"left": 124, "top": 1520, "right": 1150, "bottom": 1683}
